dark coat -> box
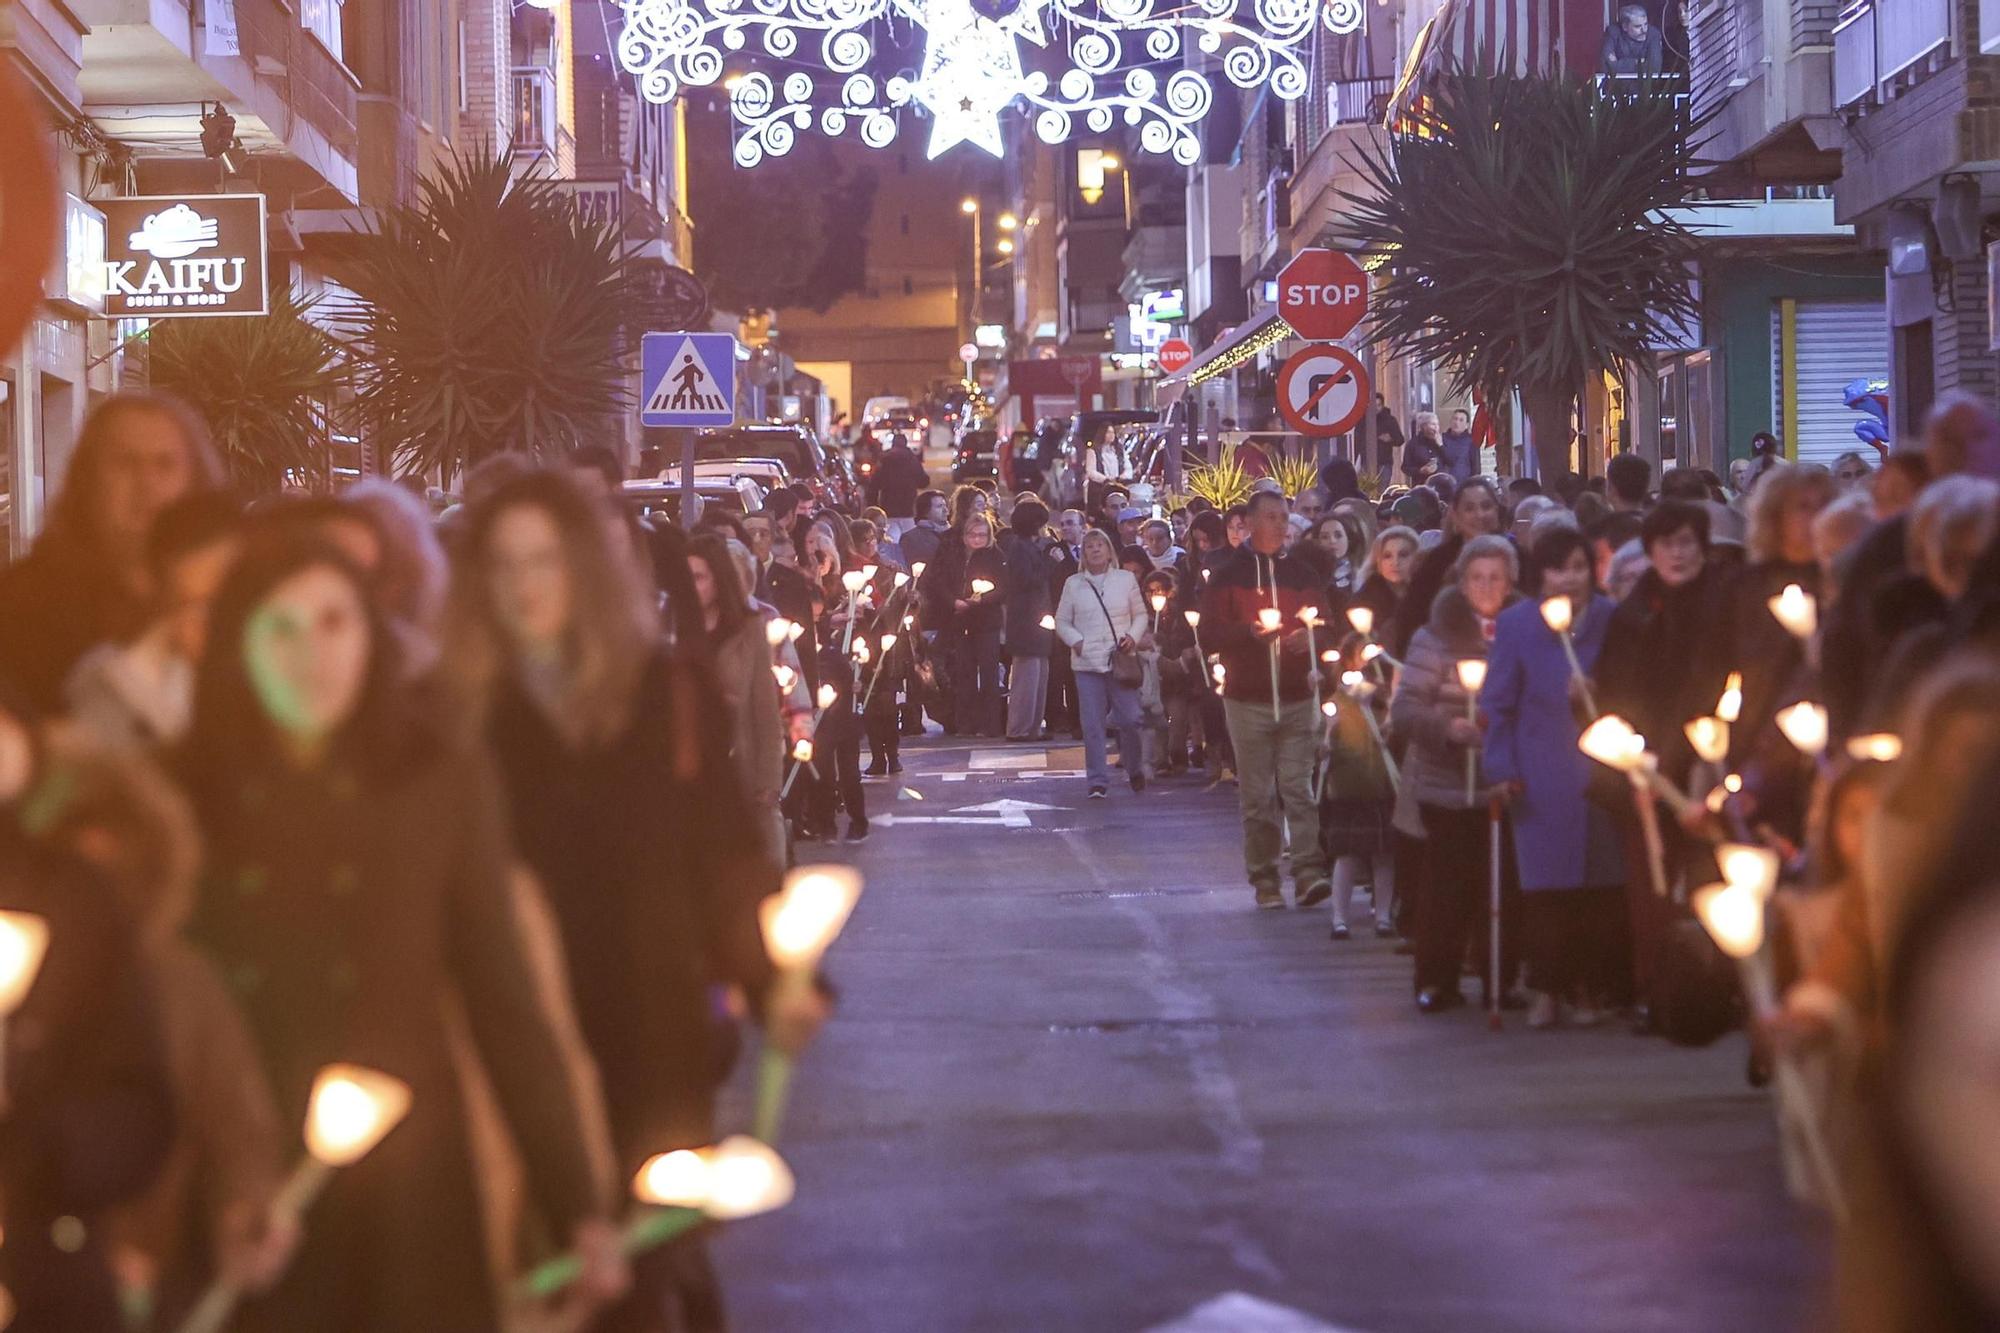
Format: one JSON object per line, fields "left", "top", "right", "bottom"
{"left": 1390, "top": 534, "right": 1465, "bottom": 660}
{"left": 1699, "top": 557, "right": 1820, "bottom": 764}
{"left": 0, "top": 536, "right": 150, "bottom": 715}
{"left": 1438, "top": 430, "right": 1478, "bottom": 483}
{"left": 758, "top": 560, "right": 822, "bottom": 692}
{"left": 899, "top": 522, "right": 946, "bottom": 574}
{"left": 1820, "top": 515, "right": 1907, "bottom": 743}
{"left": 183, "top": 741, "right": 608, "bottom": 1331}
{"left": 1005, "top": 537, "right": 1059, "bottom": 655}
{"left": 1594, "top": 562, "right": 1734, "bottom": 786}
{"left": 488, "top": 647, "right": 778, "bottom": 1165}
{"left": 868, "top": 445, "right": 929, "bottom": 518}
{"left": 1399, "top": 435, "right": 1441, "bottom": 485}
{"left": 0, "top": 826, "right": 175, "bottom": 1333}
{"left": 1391, "top": 585, "right": 1521, "bottom": 808}
{"left": 1350, "top": 572, "right": 1404, "bottom": 632}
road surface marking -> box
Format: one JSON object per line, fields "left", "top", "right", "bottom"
{"left": 874, "top": 813, "right": 1027, "bottom": 828}
{"left": 1145, "top": 1293, "right": 1363, "bottom": 1333}
{"left": 967, "top": 749, "right": 1049, "bottom": 769}
{"left": 950, "top": 798, "right": 1069, "bottom": 815}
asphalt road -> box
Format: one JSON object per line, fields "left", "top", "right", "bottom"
{"left": 712, "top": 736, "right": 1828, "bottom": 1333}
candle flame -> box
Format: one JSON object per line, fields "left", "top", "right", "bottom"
{"left": 1766, "top": 584, "right": 1817, "bottom": 639}
{"left": 1775, "top": 701, "right": 1829, "bottom": 756}
{"left": 1539, "top": 596, "right": 1573, "bottom": 634}
{"left": 1346, "top": 606, "right": 1374, "bottom": 636}
{"left": 1683, "top": 716, "right": 1729, "bottom": 765}
{"left": 1845, "top": 732, "right": 1902, "bottom": 762}
{"left": 303, "top": 1065, "right": 412, "bottom": 1168}
{"left": 1717, "top": 672, "right": 1743, "bottom": 723}
{"left": 1691, "top": 882, "right": 1765, "bottom": 959}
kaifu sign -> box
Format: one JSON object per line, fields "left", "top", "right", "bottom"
{"left": 97, "top": 195, "right": 269, "bottom": 318}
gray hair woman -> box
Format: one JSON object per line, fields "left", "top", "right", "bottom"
{"left": 1390, "top": 533, "right": 1523, "bottom": 1013}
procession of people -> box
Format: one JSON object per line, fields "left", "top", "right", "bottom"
{"left": 2, "top": 387, "right": 1999, "bottom": 1329}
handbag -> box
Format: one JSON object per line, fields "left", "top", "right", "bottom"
{"left": 1083, "top": 577, "right": 1144, "bottom": 688}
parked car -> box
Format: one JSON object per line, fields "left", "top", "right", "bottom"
{"left": 688, "top": 424, "right": 851, "bottom": 507}
{"left": 620, "top": 475, "right": 766, "bottom": 525}
{"left": 1009, "top": 418, "right": 1069, "bottom": 496}
{"left": 691, "top": 457, "right": 791, "bottom": 492}
{"left": 952, "top": 427, "right": 999, "bottom": 483}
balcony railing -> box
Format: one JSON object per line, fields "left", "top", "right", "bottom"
{"left": 513, "top": 66, "right": 559, "bottom": 158}
{"left": 1834, "top": 0, "right": 1953, "bottom": 107}
{"left": 1330, "top": 77, "right": 1394, "bottom": 125}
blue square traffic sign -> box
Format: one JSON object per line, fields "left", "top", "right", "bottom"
{"left": 641, "top": 332, "right": 737, "bottom": 428}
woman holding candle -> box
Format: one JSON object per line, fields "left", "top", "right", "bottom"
{"left": 1479, "top": 528, "right": 1624, "bottom": 1027}
{"left": 1318, "top": 634, "right": 1397, "bottom": 940}
{"left": 1700, "top": 463, "right": 1835, "bottom": 768}
{"left": 1388, "top": 479, "right": 1505, "bottom": 660}
{"left": 940, "top": 512, "right": 1008, "bottom": 738}
{"left": 1390, "top": 535, "right": 1524, "bottom": 1013}
{"left": 1004, "top": 501, "right": 1059, "bottom": 742}
{"left": 444, "top": 474, "right": 824, "bottom": 1329}
{"left": 1056, "top": 529, "right": 1151, "bottom": 799}
{"left": 686, "top": 533, "right": 799, "bottom": 862}
{"left": 181, "top": 530, "right": 626, "bottom": 1330}
{"left": 1349, "top": 523, "right": 1418, "bottom": 639}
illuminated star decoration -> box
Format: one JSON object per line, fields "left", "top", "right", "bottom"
{"left": 907, "top": 0, "right": 1034, "bottom": 157}
{"left": 616, "top": 0, "right": 1365, "bottom": 164}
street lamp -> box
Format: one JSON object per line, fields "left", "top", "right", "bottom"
{"left": 961, "top": 197, "right": 982, "bottom": 339}
{"left": 998, "top": 212, "right": 1019, "bottom": 231}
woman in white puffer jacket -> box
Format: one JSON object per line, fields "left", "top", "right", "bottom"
{"left": 1055, "top": 528, "right": 1151, "bottom": 798}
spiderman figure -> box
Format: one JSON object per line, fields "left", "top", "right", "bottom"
{"left": 1843, "top": 377, "right": 1891, "bottom": 458}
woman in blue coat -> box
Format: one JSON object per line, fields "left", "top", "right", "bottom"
{"left": 1480, "top": 526, "right": 1627, "bottom": 1028}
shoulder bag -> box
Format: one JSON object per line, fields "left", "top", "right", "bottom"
{"left": 1083, "top": 576, "right": 1144, "bottom": 688}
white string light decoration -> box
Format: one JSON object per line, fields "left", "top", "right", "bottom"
{"left": 616, "top": 0, "right": 1365, "bottom": 164}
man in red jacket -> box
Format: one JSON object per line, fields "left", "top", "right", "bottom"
{"left": 1200, "top": 490, "right": 1331, "bottom": 911}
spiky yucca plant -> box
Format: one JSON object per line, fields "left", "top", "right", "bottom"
{"left": 1185, "top": 446, "right": 1253, "bottom": 510}
{"left": 1269, "top": 452, "right": 1321, "bottom": 499}
{"left": 149, "top": 288, "right": 344, "bottom": 490}
{"left": 1329, "top": 73, "right": 1708, "bottom": 480}
{"left": 1356, "top": 467, "right": 1385, "bottom": 500}
{"left": 341, "top": 149, "right": 627, "bottom": 480}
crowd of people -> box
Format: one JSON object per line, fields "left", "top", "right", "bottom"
{"left": 4, "top": 384, "right": 2000, "bottom": 1329}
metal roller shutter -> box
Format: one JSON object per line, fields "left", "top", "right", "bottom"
{"left": 1772, "top": 301, "right": 1890, "bottom": 468}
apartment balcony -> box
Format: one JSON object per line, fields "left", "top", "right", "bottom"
{"left": 1833, "top": 0, "right": 1952, "bottom": 109}
{"left": 1688, "top": 0, "right": 1845, "bottom": 184}
{"left": 1330, "top": 76, "right": 1395, "bottom": 126}
{"left": 513, "top": 66, "right": 560, "bottom": 159}
{"left": 74, "top": 0, "right": 357, "bottom": 199}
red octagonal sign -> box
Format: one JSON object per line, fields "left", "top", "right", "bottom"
{"left": 1157, "top": 338, "right": 1193, "bottom": 375}
{"left": 1278, "top": 248, "right": 1368, "bottom": 342}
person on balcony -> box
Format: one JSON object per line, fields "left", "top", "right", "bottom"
{"left": 1601, "top": 4, "right": 1664, "bottom": 76}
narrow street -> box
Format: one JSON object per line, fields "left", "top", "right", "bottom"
{"left": 715, "top": 737, "right": 1828, "bottom": 1333}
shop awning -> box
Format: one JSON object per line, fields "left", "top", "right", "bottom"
{"left": 1158, "top": 305, "right": 1295, "bottom": 392}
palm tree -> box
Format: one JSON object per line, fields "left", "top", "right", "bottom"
{"left": 341, "top": 148, "right": 627, "bottom": 481}
{"left": 149, "top": 287, "right": 345, "bottom": 490}
{"left": 1328, "top": 73, "right": 1707, "bottom": 480}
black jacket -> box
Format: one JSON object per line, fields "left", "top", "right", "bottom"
{"left": 488, "top": 647, "right": 778, "bottom": 1163}
{"left": 1595, "top": 563, "right": 1733, "bottom": 785}
{"left": 0, "top": 825, "right": 174, "bottom": 1333}
{"left": 758, "top": 560, "right": 822, "bottom": 691}
{"left": 0, "top": 536, "right": 151, "bottom": 715}
{"left": 1390, "top": 534, "right": 1465, "bottom": 660}
{"left": 868, "top": 445, "right": 929, "bottom": 518}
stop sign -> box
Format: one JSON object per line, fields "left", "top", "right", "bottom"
{"left": 1158, "top": 338, "right": 1193, "bottom": 375}
{"left": 1278, "top": 248, "right": 1368, "bottom": 341}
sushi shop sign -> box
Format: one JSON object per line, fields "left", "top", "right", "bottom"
{"left": 96, "top": 195, "right": 269, "bottom": 318}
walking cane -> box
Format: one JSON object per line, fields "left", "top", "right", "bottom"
{"left": 1488, "top": 793, "right": 1504, "bottom": 1032}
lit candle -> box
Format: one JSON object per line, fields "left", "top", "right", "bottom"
{"left": 635, "top": 1135, "right": 796, "bottom": 1219}
{"left": 1540, "top": 596, "right": 1595, "bottom": 717}
{"left": 840, "top": 569, "right": 867, "bottom": 653}
{"left": 1716, "top": 671, "right": 1743, "bottom": 723}
{"left": 1346, "top": 606, "right": 1374, "bottom": 637}
{"left": 753, "top": 864, "right": 863, "bottom": 1140}
{"left": 1775, "top": 701, "right": 1828, "bottom": 756}
{"left": 970, "top": 578, "right": 995, "bottom": 599}
{"left": 815, "top": 682, "right": 838, "bottom": 711}
{"left": 1845, "top": 732, "right": 1901, "bottom": 762}
{"left": 764, "top": 618, "right": 796, "bottom": 648}
{"left": 1455, "top": 659, "right": 1487, "bottom": 805}
{"left": 1039, "top": 614, "right": 1056, "bottom": 631}
{"left": 1683, "top": 716, "right": 1729, "bottom": 766}
{"left": 0, "top": 911, "right": 49, "bottom": 1113}
{"left": 1689, "top": 879, "right": 1847, "bottom": 1217}
{"left": 1766, "top": 584, "right": 1817, "bottom": 639}
{"left": 773, "top": 664, "right": 796, "bottom": 692}
{"left": 1150, "top": 591, "right": 1167, "bottom": 634}
{"left": 1257, "top": 607, "right": 1283, "bottom": 721}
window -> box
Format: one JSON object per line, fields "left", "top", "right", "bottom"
{"left": 899, "top": 213, "right": 910, "bottom": 235}
{"left": 903, "top": 276, "right": 914, "bottom": 296}
{"left": 303, "top": 0, "right": 345, "bottom": 62}
{"left": 457, "top": 20, "right": 469, "bottom": 112}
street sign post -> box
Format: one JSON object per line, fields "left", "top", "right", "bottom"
{"left": 641, "top": 331, "right": 737, "bottom": 428}
{"left": 1278, "top": 249, "right": 1368, "bottom": 342}
{"left": 1158, "top": 338, "right": 1193, "bottom": 375}
{"left": 1276, "top": 343, "right": 1369, "bottom": 438}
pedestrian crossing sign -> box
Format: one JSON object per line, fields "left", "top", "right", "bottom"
{"left": 641, "top": 331, "right": 737, "bottom": 428}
